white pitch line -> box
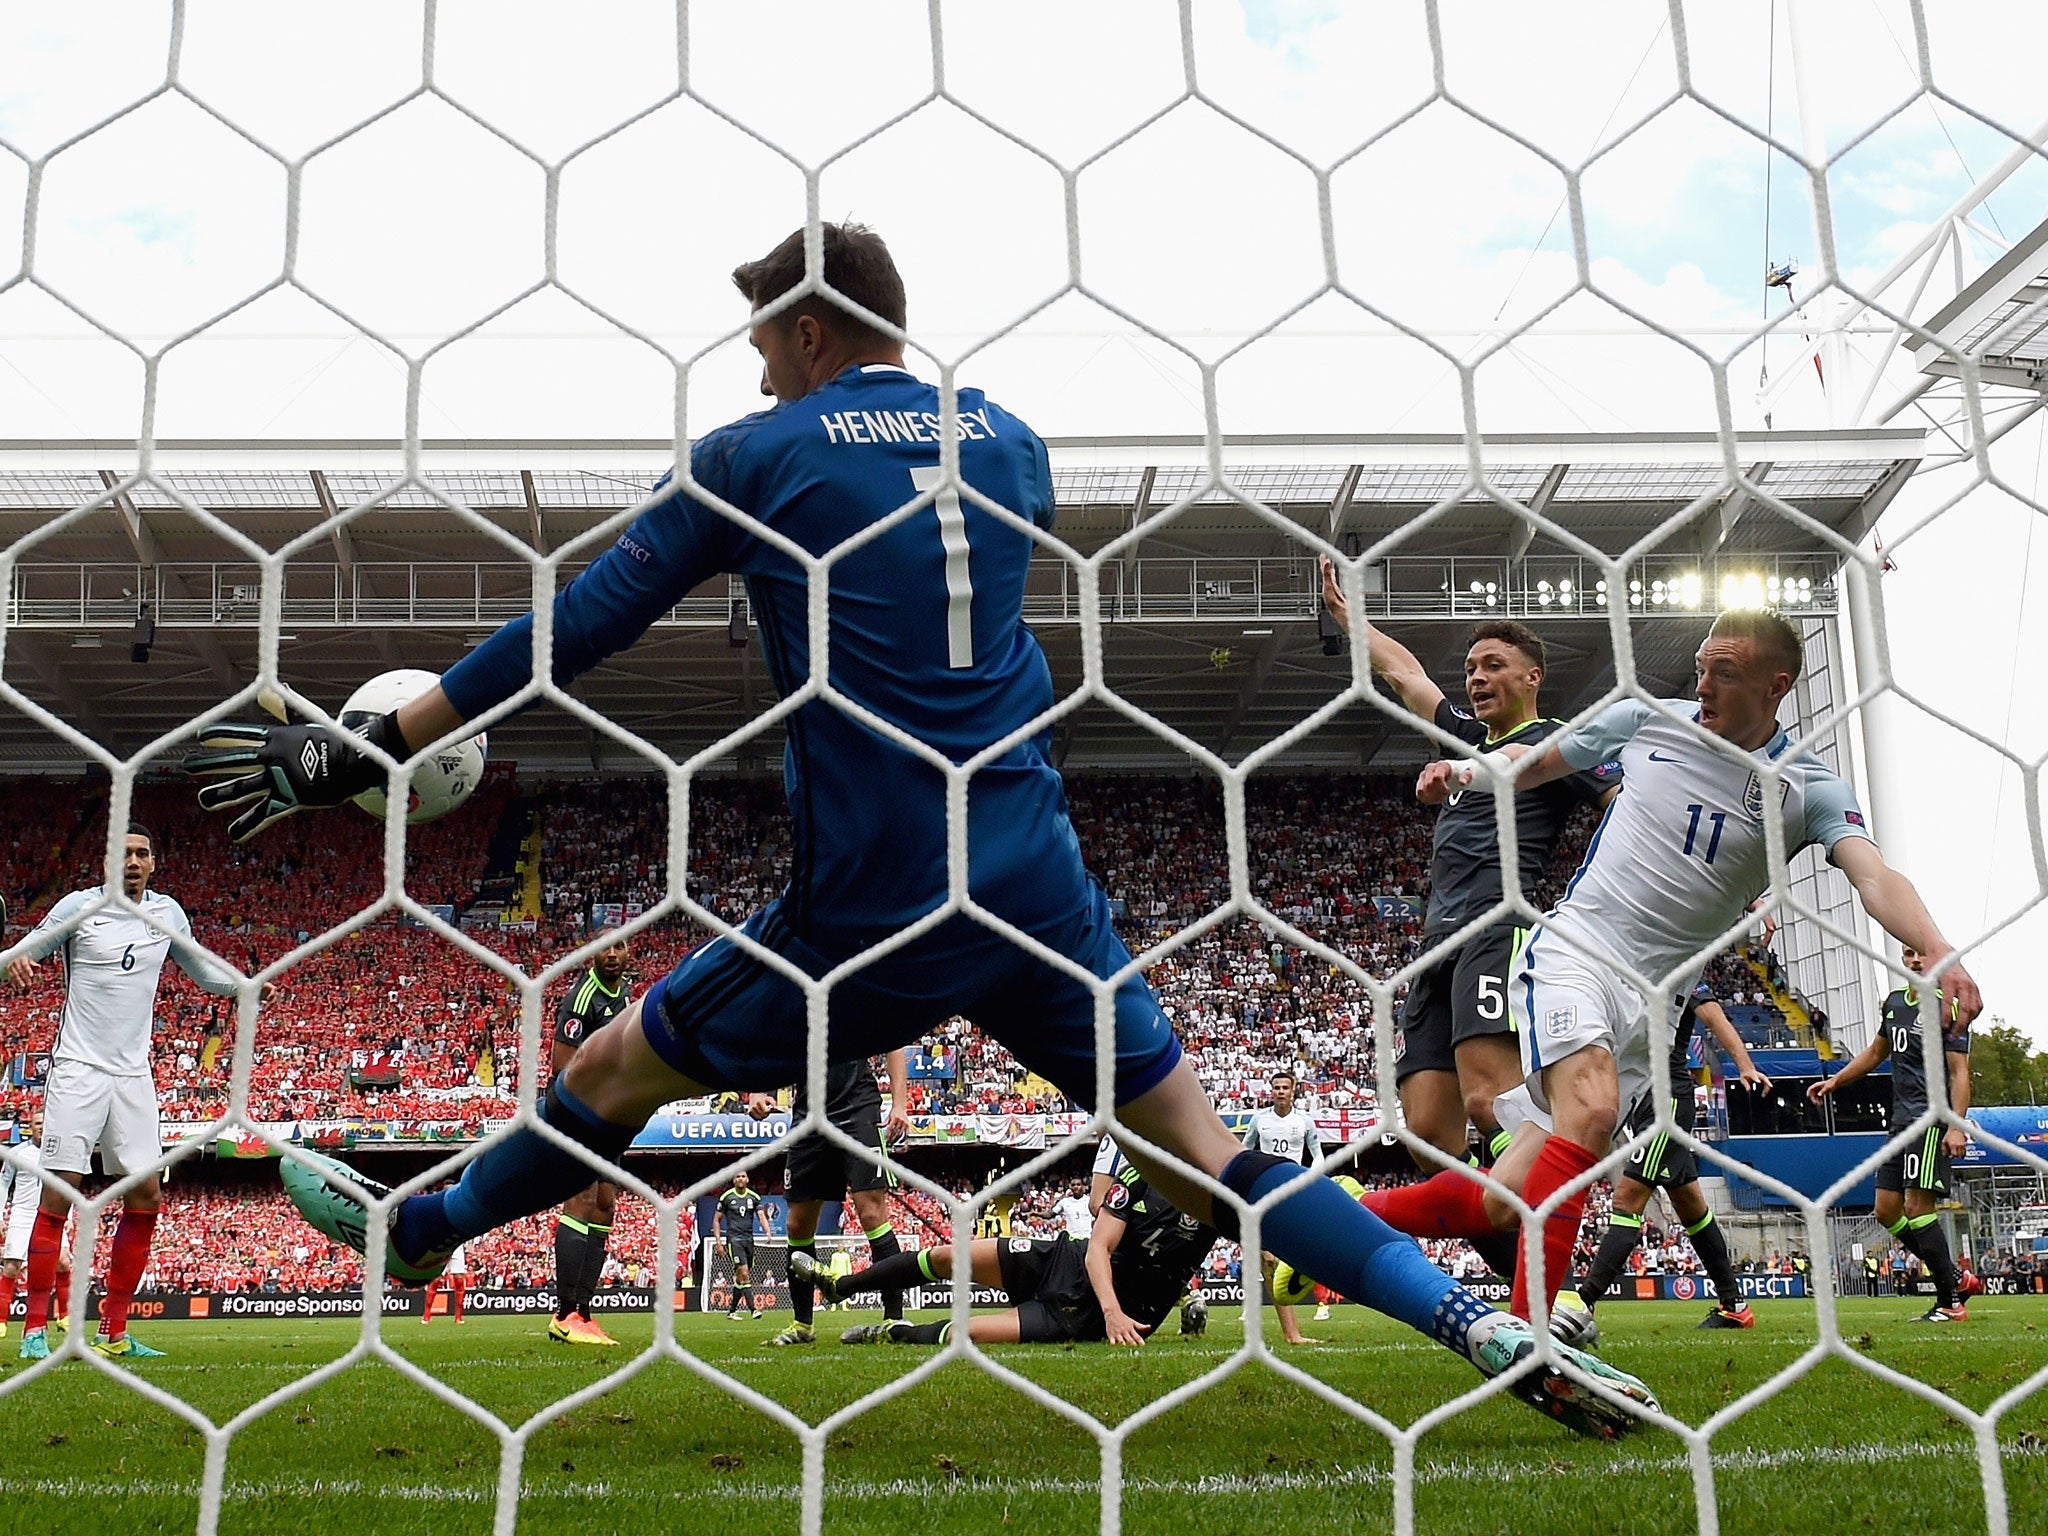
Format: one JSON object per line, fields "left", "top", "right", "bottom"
{"left": 1, "top": 1438, "right": 2037, "bottom": 1505}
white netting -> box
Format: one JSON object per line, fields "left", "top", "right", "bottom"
{"left": 0, "top": 4, "right": 2044, "bottom": 1535}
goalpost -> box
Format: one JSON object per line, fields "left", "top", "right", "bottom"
{"left": 0, "top": 6, "right": 2042, "bottom": 1536}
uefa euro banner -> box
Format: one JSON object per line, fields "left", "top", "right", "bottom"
{"left": 1956, "top": 1106, "right": 2048, "bottom": 1165}
{"left": 162, "top": 1107, "right": 1394, "bottom": 1151}
{"left": 632, "top": 1112, "right": 796, "bottom": 1148}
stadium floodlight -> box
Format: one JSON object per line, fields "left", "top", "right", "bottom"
{"left": 1677, "top": 573, "right": 1703, "bottom": 610}
{"left": 1719, "top": 572, "right": 1769, "bottom": 610}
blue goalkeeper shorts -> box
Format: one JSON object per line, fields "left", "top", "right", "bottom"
{"left": 639, "top": 885, "right": 1180, "bottom": 1111}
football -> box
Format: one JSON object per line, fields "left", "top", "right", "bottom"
{"left": 1270, "top": 1261, "right": 1318, "bottom": 1308}
{"left": 338, "top": 669, "right": 487, "bottom": 825}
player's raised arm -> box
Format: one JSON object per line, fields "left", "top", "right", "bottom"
{"left": 1807, "top": 1027, "right": 1890, "bottom": 1102}
{"left": 1423, "top": 698, "right": 1651, "bottom": 805}
{"left": 1319, "top": 556, "right": 1445, "bottom": 721}
{"left": 1827, "top": 834, "right": 1982, "bottom": 1028}
{"left": 1696, "top": 998, "right": 1770, "bottom": 1093}
{"left": 1083, "top": 1196, "right": 1148, "bottom": 1347}
{"left": 185, "top": 477, "right": 738, "bottom": 842}
{"left": 5, "top": 889, "right": 91, "bottom": 984}
{"left": 161, "top": 900, "right": 263, "bottom": 1000}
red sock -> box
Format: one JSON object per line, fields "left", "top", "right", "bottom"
{"left": 52, "top": 1272, "right": 69, "bottom": 1320}
{"left": 450, "top": 1281, "right": 464, "bottom": 1322}
{"left": 0, "top": 1271, "right": 15, "bottom": 1323}
{"left": 1363, "top": 1168, "right": 1498, "bottom": 1239}
{"left": 22, "top": 1209, "right": 64, "bottom": 1331}
{"left": 1510, "top": 1137, "right": 1598, "bottom": 1320}
{"left": 98, "top": 1210, "right": 158, "bottom": 1340}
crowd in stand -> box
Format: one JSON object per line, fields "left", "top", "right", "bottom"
{"left": 2, "top": 770, "right": 1625, "bottom": 1124}
{"left": 1, "top": 766, "right": 1807, "bottom": 1295}
{"left": 68, "top": 1166, "right": 975, "bottom": 1295}
{"left": 57, "top": 1148, "right": 1775, "bottom": 1297}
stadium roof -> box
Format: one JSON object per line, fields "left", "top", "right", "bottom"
{"left": 0, "top": 430, "right": 1921, "bottom": 772}
{"left": 1913, "top": 213, "right": 2048, "bottom": 390}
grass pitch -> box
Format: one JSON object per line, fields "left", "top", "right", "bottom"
{"left": 0, "top": 1299, "right": 2042, "bottom": 1536}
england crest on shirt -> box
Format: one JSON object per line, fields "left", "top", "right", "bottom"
{"left": 1545, "top": 1006, "right": 1577, "bottom": 1039}
{"left": 1743, "top": 772, "right": 1767, "bottom": 822}
{"left": 1742, "top": 770, "right": 1788, "bottom": 823}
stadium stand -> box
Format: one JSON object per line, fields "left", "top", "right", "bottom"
{"left": 1, "top": 770, "right": 1774, "bottom": 1129}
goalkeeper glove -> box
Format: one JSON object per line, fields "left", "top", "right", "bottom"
{"left": 185, "top": 709, "right": 408, "bottom": 842}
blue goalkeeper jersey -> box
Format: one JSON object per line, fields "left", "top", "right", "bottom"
{"left": 442, "top": 364, "right": 1082, "bottom": 957}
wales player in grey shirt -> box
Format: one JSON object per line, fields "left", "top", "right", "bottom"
{"left": 1810, "top": 944, "right": 1980, "bottom": 1322}
{"left": 1323, "top": 562, "right": 1618, "bottom": 1285}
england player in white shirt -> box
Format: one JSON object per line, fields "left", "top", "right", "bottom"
{"left": 1054, "top": 1181, "right": 1095, "bottom": 1241}
{"left": 1407, "top": 609, "right": 1981, "bottom": 1328}
{"left": 1242, "top": 1071, "right": 1319, "bottom": 1165}
{"left": 4, "top": 825, "right": 261, "bottom": 1360}
{"left": 1, "top": 1105, "right": 83, "bottom": 1341}
{"left": 1243, "top": 1072, "right": 1330, "bottom": 1334}
{"left": 2, "top": 1110, "right": 52, "bottom": 1339}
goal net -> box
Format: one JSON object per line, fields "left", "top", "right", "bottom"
{"left": 0, "top": 5, "right": 2042, "bottom": 1536}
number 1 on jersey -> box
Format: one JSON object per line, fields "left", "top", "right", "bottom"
{"left": 910, "top": 465, "right": 974, "bottom": 669}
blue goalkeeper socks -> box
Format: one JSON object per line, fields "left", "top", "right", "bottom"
{"left": 396, "top": 1081, "right": 638, "bottom": 1259}
{"left": 1221, "top": 1150, "right": 1493, "bottom": 1357}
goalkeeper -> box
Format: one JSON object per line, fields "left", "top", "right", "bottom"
{"left": 795, "top": 1175, "right": 1214, "bottom": 1347}
{"left": 198, "top": 220, "right": 1654, "bottom": 1440}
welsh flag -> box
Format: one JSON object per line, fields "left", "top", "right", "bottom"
{"left": 216, "top": 1130, "right": 278, "bottom": 1160}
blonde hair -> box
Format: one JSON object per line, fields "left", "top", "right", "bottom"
{"left": 1707, "top": 608, "right": 1803, "bottom": 686}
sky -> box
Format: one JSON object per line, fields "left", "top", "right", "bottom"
{"left": 0, "top": 0, "right": 2043, "bottom": 1042}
